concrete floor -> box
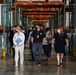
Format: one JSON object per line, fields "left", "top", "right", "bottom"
{"left": 0, "top": 54, "right": 76, "bottom": 75}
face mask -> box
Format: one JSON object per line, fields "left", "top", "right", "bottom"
{"left": 13, "top": 28, "right": 15, "bottom": 30}
{"left": 57, "top": 29, "right": 60, "bottom": 33}
{"left": 30, "top": 28, "right": 32, "bottom": 30}
{"left": 47, "top": 31, "right": 50, "bottom": 33}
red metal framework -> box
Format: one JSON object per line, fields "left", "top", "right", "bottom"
{"left": 0, "top": 0, "right": 3, "bottom": 4}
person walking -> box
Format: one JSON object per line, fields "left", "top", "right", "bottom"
{"left": 43, "top": 27, "right": 53, "bottom": 62}
{"left": 31, "top": 25, "right": 45, "bottom": 66}
{"left": 13, "top": 26, "right": 25, "bottom": 67}
{"left": 28, "top": 26, "right": 36, "bottom": 61}
{"left": 52, "top": 26, "right": 68, "bottom": 66}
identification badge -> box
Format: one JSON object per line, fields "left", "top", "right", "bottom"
{"left": 37, "top": 35, "right": 39, "bottom": 38}
{"left": 40, "top": 33, "right": 42, "bottom": 35}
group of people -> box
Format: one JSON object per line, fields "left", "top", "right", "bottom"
{"left": 9, "top": 25, "right": 68, "bottom": 67}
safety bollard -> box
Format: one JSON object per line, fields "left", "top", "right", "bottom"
{"left": 2, "top": 49, "right": 6, "bottom": 59}
{"left": 73, "top": 49, "right": 76, "bottom": 57}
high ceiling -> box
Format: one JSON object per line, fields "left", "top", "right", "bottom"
{"left": 12, "top": 1, "right": 64, "bottom": 24}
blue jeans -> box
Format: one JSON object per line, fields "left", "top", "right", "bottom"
{"left": 32, "top": 43, "right": 42, "bottom": 63}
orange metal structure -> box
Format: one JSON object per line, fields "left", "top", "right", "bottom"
{"left": 12, "top": 1, "right": 64, "bottom": 24}
{"left": 0, "top": 0, "right": 3, "bottom": 4}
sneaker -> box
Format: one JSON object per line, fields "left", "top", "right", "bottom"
{"left": 38, "top": 62, "right": 41, "bottom": 66}
{"left": 15, "top": 64, "right": 18, "bottom": 67}
{"left": 38, "top": 64, "right": 41, "bottom": 66}
{"left": 20, "top": 62, "right": 23, "bottom": 65}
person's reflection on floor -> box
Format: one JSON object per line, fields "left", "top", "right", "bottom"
{"left": 56, "top": 65, "right": 63, "bottom": 75}
{"left": 2, "top": 60, "right": 6, "bottom": 69}
{"left": 19, "top": 65, "right": 24, "bottom": 75}
{"left": 14, "top": 67, "right": 19, "bottom": 75}
{"left": 14, "top": 65, "right": 24, "bottom": 75}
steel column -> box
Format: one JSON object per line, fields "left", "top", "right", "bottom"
{"left": 15, "top": 0, "right": 19, "bottom": 25}
{"left": 2, "top": 0, "right": 12, "bottom": 56}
